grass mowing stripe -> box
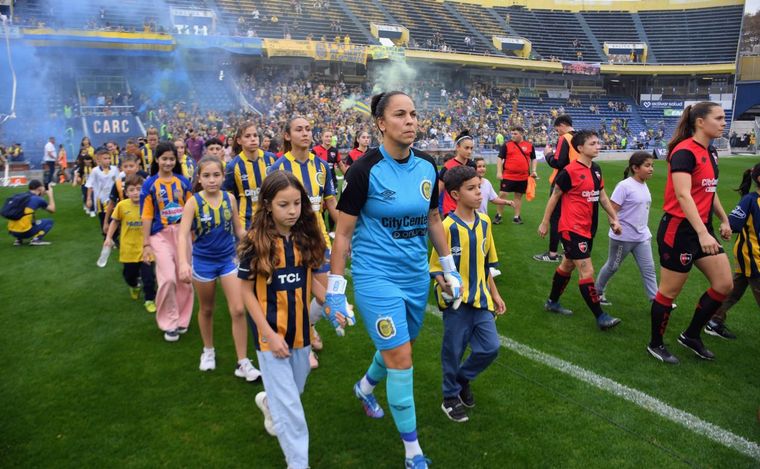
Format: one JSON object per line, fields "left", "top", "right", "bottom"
{"left": 426, "top": 306, "right": 760, "bottom": 462}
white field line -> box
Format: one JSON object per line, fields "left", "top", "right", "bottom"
{"left": 426, "top": 306, "right": 760, "bottom": 461}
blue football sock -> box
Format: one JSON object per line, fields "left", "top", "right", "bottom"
{"left": 387, "top": 367, "right": 416, "bottom": 435}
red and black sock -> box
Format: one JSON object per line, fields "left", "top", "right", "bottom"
{"left": 578, "top": 278, "right": 603, "bottom": 318}
{"left": 549, "top": 268, "right": 572, "bottom": 302}
{"left": 650, "top": 292, "right": 673, "bottom": 347}
{"left": 684, "top": 289, "right": 727, "bottom": 339}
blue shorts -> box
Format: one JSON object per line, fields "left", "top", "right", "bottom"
{"left": 314, "top": 248, "right": 331, "bottom": 274}
{"left": 353, "top": 278, "right": 430, "bottom": 350}
{"left": 192, "top": 255, "right": 237, "bottom": 282}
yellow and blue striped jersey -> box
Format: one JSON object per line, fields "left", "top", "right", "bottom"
{"left": 222, "top": 150, "right": 275, "bottom": 229}
{"left": 729, "top": 192, "right": 760, "bottom": 278}
{"left": 180, "top": 154, "right": 196, "bottom": 182}
{"left": 270, "top": 151, "right": 336, "bottom": 245}
{"left": 191, "top": 191, "right": 236, "bottom": 260}
{"left": 140, "top": 174, "right": 192, "bottom": 235}
{"left": 429, "top": 212, "right": 500, "bottom": 310}
{"left": 141, "top": 145, "right": 153, "bottom": 174}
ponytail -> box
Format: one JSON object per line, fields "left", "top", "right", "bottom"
{"left": 623, "top": 151, "right": 653, "bottom": 180}
{"left": 736, "top": 163, "right": 760, "bottom": 196}
{"left": 667, "top": 101, "right": 721, "bottom": 156}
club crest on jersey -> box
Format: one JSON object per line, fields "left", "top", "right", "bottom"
{"left": 420, "top": 179, "right": 432, "bottom": 201}
{"left": 578, "top": 241, "right": 588, "bottom": 253}
{"left": 315, "top": 171, "right": 325, "bottom": 187}
{"left": 376, "top": 317, "right": 396, "bottom": 339}
{"left": 680, "top": 253, "right": 692, "bottom": 266}
{"left": 481, "top": 238, "right": 487, "bottom": 255}
{"left": 595, "top": 171, "right": 601, "bottom": 179}
{"left": 223, "top": 207, "right": 232, "bottom": 221}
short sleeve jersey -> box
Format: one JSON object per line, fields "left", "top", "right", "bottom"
{"left": 111, "top": 199, "right": 144, "bottom": 263}
{"left": 7, "top": 194, "right": 47, "bottom": 233}
{"left": 440, "top": 157, "right": 476, "bottom": 215}
{"left": 499, "top": 140, "right": 536, "bottom": 181}
{"left": 337, "top": 146, "right": 439, "bottom": 284}
{"left": 728, "top": 192, "right": 760, "bottom": 278}
{"left": 429, "top": 212, "right": 499, "bottom": 311}
{"left": 663, "top": 138, "right": 719, "bottom": 223}
{"left": 191, "top": 191, "right": 236, "bottom": 261}
{"left": 345, "top": 148, "right": 365, "bottom": 167}
{"left": 222, "top": 150, "right": 276, "bottom": 228}
{"left": 238, "top": 237, "right": 312, "bottom": 352}
{"left": 140, "top": 174, "right": 192, "bottom": 235}
{"left": 555, "top": 160, "right": 604, "bottom": 239}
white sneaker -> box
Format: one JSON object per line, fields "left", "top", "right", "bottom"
{"left": 255, "top": 391, "right": 276, "bottom": 436}
{"left": 89, "top": 211, "right": 96, "bottom": 218}
{"left": 234, "top": 359, "right": 261, "bottom": 382}
{"left": 199, "top": 349, "right": 216, "bottom": 371}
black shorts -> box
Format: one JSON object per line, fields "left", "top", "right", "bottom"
{"left": 560, "top": 231, "right": 593, "bottom": 260}
{"left": 656, "top": 213, "right": 724, "bottom": 273}
{"left": 500, "top": 179, "right": 528, "bottom": 194}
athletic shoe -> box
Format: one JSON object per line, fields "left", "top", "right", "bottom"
{"left": 533, "top": 251, "right": 560, "bottom": 262}
{"left": 405, "top": 454, "right": 431, "bottom": 469}
{"left": 677, "top": 333, "right": 715, "bottom": 360}
{"left": 597, "top": 313, "right": 621, "bottom": 331}
{"left": 493, "top": 214, "right": 502, "bottom": 225}
{"left": 235, "top": 359, "right": 262, "bottom": 382}
{"left": 647, "top": 344, "right": 679, "bottom": 364}
{"left": 144, "top": 301, "right": 156, "bottom": 313}
{"left": 129, "top": 287, "right": 140, "bottom": 300}
{"left": 513, "top": 216, "right": 523, "bottom": 225}
{"left": 544, "top": 299, "right": 572, "bottom": 315}
{"left": 458, "top": 379, "right": 475, "bottom": 408}
{"left": 311, "top": 326, "right": 323, "bottom": 351}
{"left": 199, "top": 349, "right": 216, "bottom": 371}
{"left": 353, "top": 380, "right": 385, "bottom": 418}
{"left": 12, "top": 239, "right": 22, "bottom": 246}
{"left": 599, "top": 295, "right": 612, "bottom": 306}
{"left": 29, "top": 238, "right": 51, "bottom": 246}
{"left": 89, "top": 211, "right": 96, "bottom": 218}
{"left": 309, "top": 350, "right": 319, "bottom": 369}
{"left": 177, "top": 326, "right": 189, "bottom": 334}
{"left": 164, "top": 329, "right": 180, "bottom": 342}
{"left": 441, "top": 397, "right": 469, "bottom": 422}
{"left": 254, "top": 391, "right": 276, "bottom": 436}
{"left": 704, "top": 321, "right": 737, "bottom": 340}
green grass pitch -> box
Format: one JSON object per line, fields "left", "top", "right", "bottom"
{"left": 1, "top": 157, "right": 759, "bottom": 468}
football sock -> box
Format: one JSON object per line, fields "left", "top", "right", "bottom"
{"left": 402, "top": 430, "right": 423, "bottom": 459}
{"left": 684, "top": 288, "right": 727, "bottom": 338}
{"left": 579, "top": 277, "right": 603, "bottom": 318}
{"left": 549, "top": 268, "right": 572, "bottom": 302}
{"left": 650, "top": 292, "right": 673, "bottom": 347}
{"left": 203, "top": 347, "right": 214, "bottom": 353}
{"left": 387, "top": 367, "right": 416, "bottom": 438}
{"left": 361, "top": 351, "right": 387, "bottom": 394}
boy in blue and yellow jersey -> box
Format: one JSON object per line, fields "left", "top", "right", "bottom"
{"left": 222, "top": 124, "right": 275, "bottom": 229}
{"left": 430, "top": 165, "right": 505, "bottom": 423}
{"left": 706, "top": 163, "right": 760, "bottom": 339}
{"left": 105, "top": 175, "right": 157, "bottom": 313}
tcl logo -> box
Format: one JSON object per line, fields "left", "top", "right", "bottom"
{"left": 277, "top": 273, "right": 302, "bottom": 284}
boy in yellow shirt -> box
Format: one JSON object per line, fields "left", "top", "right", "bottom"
{"left": 430, "top": 165, "right": 506, "bottom": 423}
{"left": 104, "top": 174, "right": 157, "bottom": 313}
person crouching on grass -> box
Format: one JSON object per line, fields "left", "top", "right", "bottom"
{"left": 431, "top": 165, "right": 505, "bottom": 423}
{"left": 104, "top": 175, "right": 157, "bottom": 313}
{"left": 177, "top": 156, "right": 261, "bottom": 382}
{"left": 538, "top": 130, "right": 623, "bottom": 330}
{"left": 238, "top": 171, "right": 344, "bottom": 469}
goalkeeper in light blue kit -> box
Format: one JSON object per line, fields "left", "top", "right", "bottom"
{"left": 325, "top": 91, "right": 462, "bottom": 469}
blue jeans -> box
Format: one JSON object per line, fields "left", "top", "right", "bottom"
{"left": 11, "top": 219, "right": 54, "bottom": 240}
{"left": 441, "top": 303, "right": 500, "bottom": 398}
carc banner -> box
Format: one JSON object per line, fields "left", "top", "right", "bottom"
{"left": 85, "top": 116, "right": 143, "bottom": 141}
{"left": 560, "top": 61, "right": 601, "bottom": 75}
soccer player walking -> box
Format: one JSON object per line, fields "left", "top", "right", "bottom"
{"left": 495, "top": 126, "right": 536, "bottom": 225}
{"left": 327, "top": 91, "right": 461, "bottom": 469}
{"left": 647, "top": 102, "right": 733, "bottom": 364}
{"left": 538, "top": 130, "right": 622, "bottom": 330}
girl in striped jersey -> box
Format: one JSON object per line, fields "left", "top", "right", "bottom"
{"left": 238, "top": 171, "right": 343, "bottom": 469}
{"left": 177, "top": 156, "right": 261, "bottom": 381}
{"left": 140, "top": 142, "right": 194, "bottom": 342}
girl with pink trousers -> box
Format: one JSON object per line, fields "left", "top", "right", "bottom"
{"left": 140, "top": 142, "right": 194, "bottom": 342}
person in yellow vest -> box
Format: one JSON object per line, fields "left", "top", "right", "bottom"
{"left": 533, "top": 115, "right": 578, "bottom": 263}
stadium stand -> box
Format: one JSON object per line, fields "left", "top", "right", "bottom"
{"left": 580, "top": 11, "right": 642, "bottom": 45}
{"left": 638, "top": 6, "right": 744, "bottom": 63}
